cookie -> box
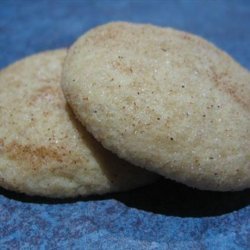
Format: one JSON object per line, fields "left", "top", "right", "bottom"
{"left": 0, "top": 49, "right": 157, "bottom": 198}
{"left": 62, "top": 22, "right": 250, "bottom": 191}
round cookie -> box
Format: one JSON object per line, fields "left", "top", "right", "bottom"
{"left": 62, "top": 22, "right": 250, "bottom": 191}
{"left": 0, "top": 49, "right": 157, "bottom": 198}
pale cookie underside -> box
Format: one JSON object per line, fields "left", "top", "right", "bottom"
{"left": 0, "top": 49, "right": 156, "bottom": 198}
{"left": 62, "top": 22, "right": 250, "bottom": 191}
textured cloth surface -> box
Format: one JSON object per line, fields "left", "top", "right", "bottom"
{"left": 0, "top": 0, "right": 249, "bottom": 249}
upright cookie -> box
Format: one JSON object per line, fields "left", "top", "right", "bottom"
{"left": 0, "top": 49, "right": 157, "bottom": 198}
{"left": 62, "top": 22, "right": 250, "bottom": 191}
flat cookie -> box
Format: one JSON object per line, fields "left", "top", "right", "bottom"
{"left": 62, "top": 22, "right": 250, "bottom": 191}
{"left": 0, "top": 49, "right": 157, "bottom": 198}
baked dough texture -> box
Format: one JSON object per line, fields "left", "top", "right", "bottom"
{"left": 0, "top": 49, "right": 156, "bottom": 198}
{"left": 62, "top": 22, "right": 250, "bottom": 191}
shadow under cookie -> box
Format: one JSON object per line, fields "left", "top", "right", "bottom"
{"left": 1, "top": 178, "right": 249, "bottom": 218}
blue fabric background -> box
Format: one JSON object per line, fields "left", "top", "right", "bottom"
{"left": 0, "top": 0, "right": 249, "bottom": 249}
